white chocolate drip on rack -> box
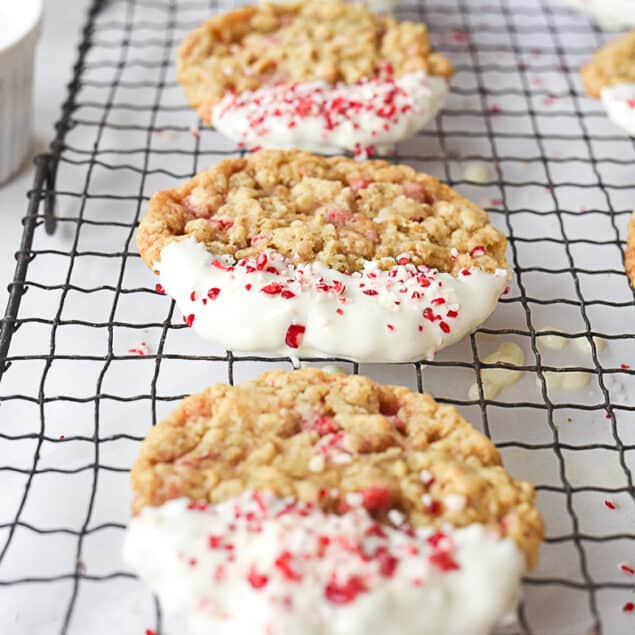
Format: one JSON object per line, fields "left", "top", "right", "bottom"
{"left": 560, "top": 0, "right": 635, "bottom": 29}
{"left": 212, "top": 71, "right": 448, "bottom": 157}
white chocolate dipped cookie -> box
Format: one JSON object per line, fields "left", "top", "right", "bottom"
{"left": 136, "top": 150, "right": 510, "bottom": 362}
{"left": 177, "top": 0, "right": 452, "bottom": 156}
{"left": 124, "top": 368, "right": 543, "bottom": 635}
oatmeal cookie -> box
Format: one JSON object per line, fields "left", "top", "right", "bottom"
{"left": 177, "top": 0, "right": 454, "bottom": 154}
{"left": 136, "top": 150, "right": 509, "bottom": 362}
{"left": 131, "top": 368, "right": 543, "bottom": 568}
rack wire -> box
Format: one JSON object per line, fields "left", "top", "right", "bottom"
{"left": 1, "top": 0, "right": 634, "bottom": 633}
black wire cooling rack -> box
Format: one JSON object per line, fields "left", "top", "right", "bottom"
{"left": 1, "top": 0, "right": 634, "bottom": 634}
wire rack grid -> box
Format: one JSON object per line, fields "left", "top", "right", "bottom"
{"left": 0, "top": 0, "right": 634, "bottom": 633}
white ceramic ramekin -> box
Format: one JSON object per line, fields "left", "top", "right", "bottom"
{"left": 0, "top": 0, "right": 43, "bottom": 184}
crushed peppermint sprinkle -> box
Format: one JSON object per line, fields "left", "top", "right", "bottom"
{"left": 449, "top": 30, "right": 469, "bottom": 44}
{"left": 620, "top": 563, "right": 635, "bottom": 575}
{"left": 127, "top": 341, "right": 149, "bottom": 356}
{"left": 624, "top": 602, "right": 635, "bottom": 613}
{"left": 469, "top": 245, "right": 486, "bottom": 258}
{"left": 308, "top": 414, "right": 340, "bottom": 436}
{"left": 422, "top": 494, "right": 443, "bottom": 516}
{"left": 604, "top": 499, "right": 618, "bottom": 510}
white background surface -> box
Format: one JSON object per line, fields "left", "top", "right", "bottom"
{"left": 1, "top": 1, "right": 635, "bottom": 635}
{"left": 0, "top": 0, "right": 92, "bottom": 309}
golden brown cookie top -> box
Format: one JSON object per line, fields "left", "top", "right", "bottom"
{"left": 581, "top": 30, "right": 635, "bottom": 98}
{"left": 177, "top": 0, "right": 454, "bottom": 122}
{"left": 131, "top": 368, "right": 543, "bottom": 568}
{"left": 136, "top": 149, "right": 508, "bottom": 276}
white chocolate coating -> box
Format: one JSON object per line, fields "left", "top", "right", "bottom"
{"left": 157, "top": 237, "right": 508, "bottom": 363}
{"left": 123, "top": 493, "right": 526, "bottom": 635}
{"left": 560, "top": 0, "right": 635, "bottom": 29}
{"left": 601, "top": 83, "right": 635, "bottom": 136}
{"left": 212, "top": 72, "right": 448, "bottom": 157}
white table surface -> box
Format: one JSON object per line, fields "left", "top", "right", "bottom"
{"left": 0, "top": 0, "right": 92, "bottom": 311}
